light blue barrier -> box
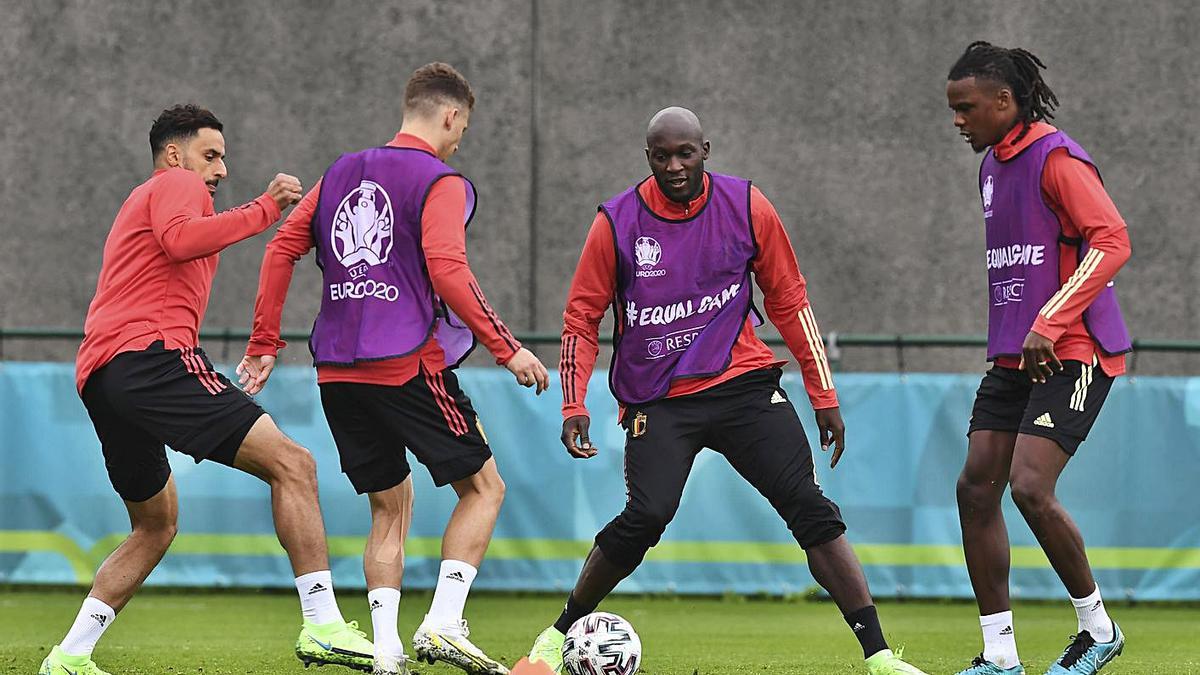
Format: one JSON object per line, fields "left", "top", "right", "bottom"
{"left": 2, "top": 362, "right": 1199, "bottom": 599}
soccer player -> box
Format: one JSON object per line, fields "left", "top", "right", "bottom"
{"left": 239, "top": 63, "right": 548, "bottom": 675}
{"left": 946, "top": 42, "right": 1132, "bottom": 675}
{"left": 43, "top": 105, "right": 373, "bottom": 675}
{"left": 523, "top": 107, "right": 928, "bottom": 675}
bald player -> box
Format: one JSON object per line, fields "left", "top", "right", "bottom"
{"left": 522, "top": 108, "right": 929, "bottom": 675}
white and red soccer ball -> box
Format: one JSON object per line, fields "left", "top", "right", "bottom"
{"left": 562, "top": 612, "right": 642, "bottom": 675}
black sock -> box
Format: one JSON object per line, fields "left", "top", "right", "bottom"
{"left": 552, "top": 594, "right": 595, "bottom": 634}
{"left": 844, "top": 605, "right": 889, "bottom": 659}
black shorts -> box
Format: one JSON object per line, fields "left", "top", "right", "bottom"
{"left": 80, "top": 341, "right": 265, "bottom": 502}
{"left": 968, "top": 360, "right": 1114, "bottom": 455}
{"left": 595, "top": 368, "right": 845, "bottom": 565}
{"left": 319, "top": 367, "right": 492, "bottom": 494}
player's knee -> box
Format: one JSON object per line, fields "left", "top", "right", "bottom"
{"left": 595, "top": 523, "right": 657, "bottom": 569}
{"left": 1009, "top": 474, "right": 1054, "bottom": 514}
{"left": 368, "top": 491, "right": 403, "bottom": 519}
{"left": 956, "top": 471, "right": 1001, "bottom": 512}
{"left": 134, "top": 519, "right": 178, "bottom": 550}
{"left": 629, "top": 504, "right": 674, "bottom": 540}
{"left": 479, "top": 471, "right": 506, "bottom": 506}
{"left": 272, "top": 442, "right": 318, "bottom": 487}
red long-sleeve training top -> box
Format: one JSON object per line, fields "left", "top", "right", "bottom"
{"left": 247, "top": 133, "right": 520, "bottom": 385}
{"left": 76, "top": 168, "right": 281, "bottom": 393}
{"left": 560, "top": 173, "right": 839, "bottom": 420}
{"left": 990, "top": 122, "right": 1132, "bottom": 376}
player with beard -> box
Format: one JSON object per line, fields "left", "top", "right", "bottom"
{"left": 44, "top": 104, "right": 373, "bottom": 675}
{"left": 521, "top": 107, "right": 929, "bottom": 675}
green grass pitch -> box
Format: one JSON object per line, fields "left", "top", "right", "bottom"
{"left": 3, "top": 588, "right": 1198, "bottom": 674}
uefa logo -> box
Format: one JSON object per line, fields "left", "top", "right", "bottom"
{"left": 634, "top": 236, "right": 662, "bottom": 268}
{"left": 331, "top": 180, "right": 394, "bottom": 276}
{"left": 982, "top": 175, "right": 994, "bottom": 209}
{"left": 647, "top": 340, "right": 663, "bottom": 357}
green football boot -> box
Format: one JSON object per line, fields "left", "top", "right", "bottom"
{"left": 527, "top": 626, "right": 565, "bottom": 674}
{"left": 413, "top": 619, "right": 509, "bottom": 674}
{"left": 866, "top": 648, "right": 932, "bottom": 675}
{"left": 38, "top": 646, "right": 112, "bottom": 675}
{"left": 295, "top": 619, "right": 375, "bottom": 671}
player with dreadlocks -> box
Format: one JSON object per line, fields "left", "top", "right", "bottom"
{"left": 947, "top": 42, "right": 1132, "bottom": 675}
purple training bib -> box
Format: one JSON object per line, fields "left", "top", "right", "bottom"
{"left": 309, "top": 146, "right": 477, "bottom": 367}
{"left": 979, "top": 130, "right": 1131, "bottom": 360}
{"left": 604, "top": 173, "right": 758, "bottom": 405}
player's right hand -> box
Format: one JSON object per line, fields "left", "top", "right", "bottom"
{"left": 266, "top": 173, "right": 303, "bottom": 210}
{"left": 562, "top": 415, "right": 597, "bottom": 459}
{"left": 236, "top": 353, "right": 276, "bottom": 395}
{"left": 505, "top": 347, "right": 550, "bottom": 394}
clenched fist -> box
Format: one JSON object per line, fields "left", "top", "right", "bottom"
{"left": 266, "top": 173, "right": 303, "bottom": 210}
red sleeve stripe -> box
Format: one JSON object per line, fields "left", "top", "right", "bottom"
{"left": 797, "top": 306, "right": 834, "bottom": 391}
{"left": 435, "top": 371, "right": 471, "bottom": 435}
{"left": 468, "top": 281, "right": 518, "bottom": 352}
{"left": 423, "top": 370, "right": 469, "bottom": 436}
{"left": 181, "top": 348, "right": 226, "bottom": 395}
{"left": 1040, "top": 249, "right": 1105, "bottom": 320}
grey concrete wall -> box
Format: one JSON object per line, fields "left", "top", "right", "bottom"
{"left": 2, "top": 0, "right": 1196, "bottom": 373}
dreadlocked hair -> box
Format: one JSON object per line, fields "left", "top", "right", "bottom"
{"left": 948, "top": 41, "right": 1059, "bottom": 144}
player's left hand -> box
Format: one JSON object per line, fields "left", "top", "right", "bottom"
{"left": 1018, "top": 330, "right": 1061, "bottom": 384}
{"left": 814, "top": 406, "right": 846, "bottom": 469}
{"left": 236, "top": 354, "right": 276, "bottom": 395}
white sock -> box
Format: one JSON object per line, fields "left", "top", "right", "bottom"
{"left": 369, "top": 587, "right": 404, "bottom": 658}
{"left": 1071, "top": 586, "right": 1114, "bottom": 643}
{"left": 295, "top": 570, "right": 345, "bottom": 625}
{"left": 60, "top": 596, "right": 116, "bottom": 657}
{"left": 981, "top": 610, "right": 1019, "bottom": 668}
{"left": 424, "top": 560, "right": 477, "bottom": 630}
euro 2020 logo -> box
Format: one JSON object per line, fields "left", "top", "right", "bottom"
{"left": 634, "top": 236, "right": 661, "bottom": 268}
{"left": 332, "top": 180, "right": 394, "bottom": 279}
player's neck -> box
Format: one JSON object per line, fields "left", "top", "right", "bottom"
{"left": 396, "top": 121, "right": 445, "bottom": 158}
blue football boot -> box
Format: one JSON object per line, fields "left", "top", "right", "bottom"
{"left": 1044, "top": 623, "right": 1124, "bottom": 674}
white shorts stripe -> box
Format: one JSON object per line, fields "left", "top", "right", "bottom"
{"left": 1070, "top": 363, "right": 1094, "bottom": 412}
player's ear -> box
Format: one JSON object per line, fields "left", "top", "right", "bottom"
{"left": 162, "top": 142, "right": 182, "bottom": 168}
{"left": 701, "top": 140, "right": 710, "bottom": 160}
{"left": 995, "top": 86, "right": 1013, "bottom": 112}
{"left": 443, "top": 105, "right": 459, "bottom": 131}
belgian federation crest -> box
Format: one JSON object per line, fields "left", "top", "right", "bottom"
{"left": 633, "top": 236, "right": 662, "bottom": 268}
{"left": 982, "top": 175, "right": 994, "bottom": 210}
{"left": 331, "top": 180, "right": 394, "bottom": 272}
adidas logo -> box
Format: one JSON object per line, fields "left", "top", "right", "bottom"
{"left": 307, "top": 583, "right": 328, "bottom": 595}
{"left": 370, "top": 599, "right": 383, "bottom": 610}
{"left": 446, "top": 571, "right": 466, "bottom": 582}
{"left": 90, "top": 613, "right": 108, "bottom": 626}
{"left": 999, "top": 625, "right": 1014, "bottom": 636}
{"left": 771, "top": 391, "right": 787, "bottom": 404}
{"left": 1033, "top": 412, "right": 1055, "bottom": 428}
{"left": 852, "top": 622, "right": 865, "bottom": 632}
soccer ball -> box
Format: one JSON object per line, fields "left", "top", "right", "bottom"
{"left": 562, "top": 611, "right": 642, "bottom": 675}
